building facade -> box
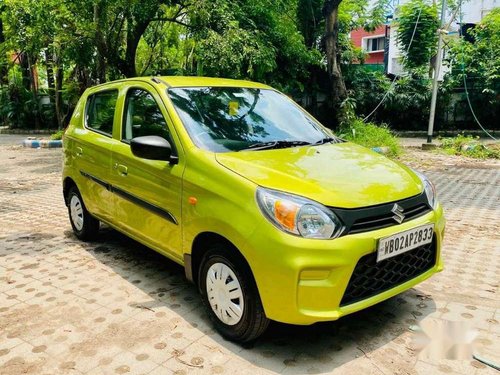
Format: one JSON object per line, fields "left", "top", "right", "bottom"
{"left": 351, "top": 0, "right": 499, "bottom": 77}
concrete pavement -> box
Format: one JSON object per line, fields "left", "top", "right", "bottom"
{"left": 0, "top": 142, "right": 498, "bottom": 375}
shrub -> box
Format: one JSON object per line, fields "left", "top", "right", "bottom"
{"left": 339, "top": 118, "right": 402, "bottom": 157}
{"left": 344, "top": 69, "right": 439, "bottom": 131}
{"left": 50, "top": 129, "right": 65, "bottom": 140}
{"left": 0, "top": 83, "right": 33, "bottom": 128}
{"left": 439, "top": 134, "right": 499, "bottom": 159}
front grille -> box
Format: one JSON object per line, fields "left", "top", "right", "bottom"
{"left": 340, "top": 239, "right": 436, "bottom": 306}
{"left": 349, "top": 203, "right": 429, "bottom": 233}
{"left": 330, "top": 193, "right": 431, "bottom": 235}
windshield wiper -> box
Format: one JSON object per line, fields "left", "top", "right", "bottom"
{"left": 313, "top": 137, "right": 338, "bottom": 145}
{"left": 240, "top": 140, "right": 311, "bottom": 151}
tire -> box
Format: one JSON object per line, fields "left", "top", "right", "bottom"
{"left": 67, "top": 186, "right": 99, "bottom": 241}
{"left": 198, "top": 243, "right": 270, "bottom": 343}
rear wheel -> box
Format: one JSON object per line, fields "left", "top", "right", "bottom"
{"left": 198, "top": 243, "right": 269, "bottom": 343}
{"left": 67, "top": 186, "right": 99, "bottom": 241}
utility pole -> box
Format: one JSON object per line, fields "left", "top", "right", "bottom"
{"left": 426, "top": 0, "right": 447, "bottom": 144}
{"left": 383, "top": 15, "right": 393, "bottom": 75}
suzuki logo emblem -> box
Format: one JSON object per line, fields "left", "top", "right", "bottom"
{"left": 391, "top": 204, "right": 405, "bottom": 224}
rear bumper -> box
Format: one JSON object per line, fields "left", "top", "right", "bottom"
{"left": 243, "top": 204, "right": 445, "bottom": 325}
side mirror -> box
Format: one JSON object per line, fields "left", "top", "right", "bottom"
{"left": 130, "top": 136, "right": 174, "bottom": 162}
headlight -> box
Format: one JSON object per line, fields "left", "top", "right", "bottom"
{"left": 413, "top": 170, "right": 437, "bottom": 209}
{"left": 256, "top": 187, "right": 344, "bottom": 239}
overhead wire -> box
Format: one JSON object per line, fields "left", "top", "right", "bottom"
{"left": 458, "top": 0, "right": 497, "bottom": 140}
{"left": 365, "top": 0, "right": 497, "bottom": 139}
{"left": 362, "top": 6, "right": 423, "bottom": 122}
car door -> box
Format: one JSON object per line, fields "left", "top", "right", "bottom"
{"left": 73, "top": 88, "right": 119, "bottom": 222}
{"left": 110, "top": 84, "right": 184, "bottom": 262}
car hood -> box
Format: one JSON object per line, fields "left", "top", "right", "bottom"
{"left": 215, "top": 142, "right": 423, "bottom": 208}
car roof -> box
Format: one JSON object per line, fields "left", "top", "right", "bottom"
{"left": 159, "top": 76, "right": 271, "bottom": 89}
{"left": 89, "top": 76, "right": 272, "bottom": 90}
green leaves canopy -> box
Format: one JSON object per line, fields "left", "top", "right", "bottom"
{"left": 190, "top": 0, "right": 316, "bottom": 91}
{"left": 396, "top": 0, "right": 439, "bottom": 71}
{"left": 449, "top": 8, "right": 500, "bottom": 94}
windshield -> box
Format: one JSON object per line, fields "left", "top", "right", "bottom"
{"left": 168, "top": 87, "right": 334, "bottom": 152}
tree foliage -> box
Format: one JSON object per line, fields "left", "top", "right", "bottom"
{"left": 448, "top": 8, "right": 500, "bottom": 95}
{"left": 0, "top": 0, "right": 327, "bottom": 128}
{"left": 396, "top": 0, "right": 439, "bottom": 71}
{"left": 190, "top": 0, "right": 317, "bottom": 92}
{"left": 3, "top": 0, "right": 493, "bottom": 134}
{"left": 442, "top": 8, "right": 500, "bottom": 128}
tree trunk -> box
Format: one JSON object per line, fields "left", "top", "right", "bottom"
{"left": 63, "top": 65, "right": 88, "bottom": 127}
{"left": 19, "top": 52, "right": 32, "bottom": 91}
{"left": 54, "top": 51, "right": 64, "bottom": 129}
{"left": 323, "top": 0, "right": 347, "bottom": 120}
{"left": 26, "top": 54, "right": 40, "bottom": 130}
{"left": 45, "top": 49, "right": 57, "bottom": 126}
{"left": 0, "top": 13, "right": 8, "bottom": 85}
{"left": 94, "top": 1, "right": 107, "bottom": 83}
{"left": 310, "top": 68, "right": 318, "bottom": 117}
{"left": 120, "top": 19, "right": 151, "bottom": 77}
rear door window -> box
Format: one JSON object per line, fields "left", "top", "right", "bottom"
{"left": 86, "top": 90, "right": 118, "bottom": 136}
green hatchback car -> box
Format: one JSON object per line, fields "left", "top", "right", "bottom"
{"left": 63, "top": 76, "right": 445, "bottom": 342}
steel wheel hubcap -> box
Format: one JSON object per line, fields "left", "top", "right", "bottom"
{"left": 70, "top": 195, "right": 84, "bottom": 231}
{"left": 206, "top": 262, "right": 244, "bottom": 326}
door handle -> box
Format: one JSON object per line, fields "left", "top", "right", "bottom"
{"left": 117, "top": 164, "right": 128, "bottom": 176}
{"left": 75, "top": 147, "right": 83, "bottom": 157}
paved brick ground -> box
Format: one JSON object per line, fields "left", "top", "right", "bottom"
{"left": 0, "top": 143, "right": 498, "bottom": 375}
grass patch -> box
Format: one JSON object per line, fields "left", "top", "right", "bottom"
{"left": 339, "top": 119, "right": 401, "bottom": 157}
{"left": 50, "top": 129, "right": 64, "bottom": 140}
{"left": 439, "top": 134, "right": 499, "bottom": 159}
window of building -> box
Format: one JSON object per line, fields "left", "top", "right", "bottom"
{"left": 364, "top": 36, "right": 385, "bottom": 52}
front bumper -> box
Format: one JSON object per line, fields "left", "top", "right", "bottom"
{"left": 244, "top": 204, "right": 445, "bottom": 325}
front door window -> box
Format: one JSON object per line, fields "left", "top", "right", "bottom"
{"left": 122, "top": 89, "right": 170, "bottom": 142}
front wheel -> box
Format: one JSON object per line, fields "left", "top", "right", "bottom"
{"left": 198, "top": 245, "right": 269, "bottom": 343}
{"left": 67, "top": 186, "right": 99, "bottom": 241}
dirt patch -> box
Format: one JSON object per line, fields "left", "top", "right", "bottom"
{"left": 399, "top": 148, "right": 500, "bottom": 171}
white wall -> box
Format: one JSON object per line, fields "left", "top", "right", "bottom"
{"left": 387, "top": 26, "right": 404, "bottom": 76}
{"left": 460, "top": 0, "right": 498, "bottom": 24}
{"left": 387, "top": 26, "right": 448, "bottom": 80}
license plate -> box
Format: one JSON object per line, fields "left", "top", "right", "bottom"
{"left": 377, "top": 224, "right": 434, "bottom": 262}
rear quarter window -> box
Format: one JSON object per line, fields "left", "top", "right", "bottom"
{"left": 85, "top": 90, "right": 118, "bottom": 136}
